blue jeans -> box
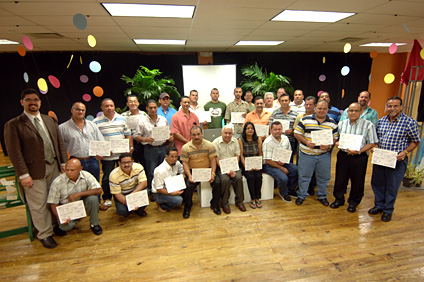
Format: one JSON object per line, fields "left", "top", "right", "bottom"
{"left": 144, "top": 144, "right": 167, "bottom": 193}
{"left": 113, "top": 196, "right": 146, "bottom": 217}
{"left": 100, "top": 160, "right": 119, "bottom": 201}
{"left": 80, "top": 157, "right": 101, "bottom": 202}
{"left": 371, "top": 158, "right": 407, "bottom": 214}
{"left": 155, "top": 193, "right": 183, "bottom": 209}
{"left": 263, "top": 163, "right": 298, "bottom": 196}
{"left": 297, "top": 151, "right": 331, "bottom": 200}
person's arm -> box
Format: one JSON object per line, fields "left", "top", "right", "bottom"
{"left": 68, "top": 188, "right": 102, "bottom": 202}
{"left": 209, "top": 154, "right": 217, "bottom": 183}
{"left": 258, "top": 138, "right": 263, "bottom": 156}
{"left": 126, "top": 135, "right": 134, "bottom": 153}
{"left": 157, "top": 188, "right": 183, "bottom": 196}
{"left": 182, "top": 161, "right": 194, "bottom": 183}
{"left": 238, "top": 139, "right": 246, "bottom": 167}
{"left": 265, "top": 159, "right": 288, "bottom": 174}
{"left": 294, "top": 133, "right": 316, "bottom": 148}
{"left": 347, "top": 143, "right": 376, "bottom": 155}
{"left": 397, "top": 141, "right": 420, "bottom": 161}
{"left": 174, "top": 133, "right": 189, "bottom": 144}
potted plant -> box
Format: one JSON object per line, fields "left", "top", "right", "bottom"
{"left": 403, "top": 163, "right": 424, "bottom": 187}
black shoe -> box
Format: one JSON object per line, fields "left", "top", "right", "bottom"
{"left": 90, "top": 225, "right": 103, "bottom": 235}
{"left": 330, "top": 200, "right": 344, "bottom": 209}
{"left": 295, "top": 198, "right": 304, "bottom": 205}
{"left": 288, "top": 192, "right": 298, "bottom": 198}
{"left": 318, "top": 198, "right": 329, "bottom": 206}
{"left": 53, "top": 225, "right": 67, "bottom": 236}
{"left": 40, "top": 236, "right": 57, "bottom": 249}
{"left": 347, "top": 205, "right": 357, "bottom": 213}
{"left": 368, "top": 207, "right": 383, "bottom": 215}
{"left": 308, "top": 189, "right": 315, "bottom": 196}
{"left": 381, "top": 213, "right": 392, "bottom": 222}
{"left": 183, "top": 209, "right": 190, "bottom": 219}
{"left": 135, "top": 209, "right": 147, "bottom": 217}
{"left": 211, "top": 206, "right": 221, "bottom": 215}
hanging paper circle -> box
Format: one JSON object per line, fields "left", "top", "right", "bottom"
{"left": 82, "top": 94, "right": 91, "bottom": 102}
{"left": 420, "top": 49, "right": 424, "bottom": 60}
{"left": 18, "top": 46, "right": 26, "bottom": 56}
{"left": 322, "top": 57, "right": 326, "bottom": 64}
{"left": 48, "top": 75, "right": 60, "bottom": 88}
{"left": 341, "top": 89, "right": 345, "bottom": 98}
{"left": 73, "top": 13, "right": 87, "bottom": 31}
{"left": 368, "top": 101, "right": 371, "bottom": 106}
{"left": 370, "top": 50, "right": 378, "bottom": 58}
{"left": 317, "top": 91, "right": 324, "bottom": 97}
{"left": 87, "top": 35, "right": 96, "bottom": 47}
{"left": 343, "top": 43, "right": 351, "bottom": 53}
{"left": 23, "top": 72, "right": 29, "bottom": 83}
{"left": 369, "top": 74, "right": 371, "bottom": 81}
{"left": 89, "top": 61, "right": 101, "bottom": 73}
{"left": 23, "top": 36, "right": 33, "bottom": 50}
{"left": 389, "top": 43, "right": 397, "bottom": 54}
{"left": 40, "top": 86, "right": 48, "bottom": 94}
{"left": 96, "top": 111, "right": 102, "bottom": 117}
{"left": 37, "top": 78, "right": 48, "bottom": 92}
{"left": 93, "top": 86, "right": 104, "bottom": 97}
{"left": 86, "top": 115, "right": 94, "bottom": 121}
{"left": 80, "top": 74, "right": 89, "bottom": 83}
{"left": 319, "top": 74, "right": 326, "bottom": 82}
{"left": 341, "top": 66, "right": 350, "bottom": 76}
{"left": 48, "top": 111, "right": 58, "bottom": 122}
{"left": 384, "top": 73, "right": 395, "bottom": 84}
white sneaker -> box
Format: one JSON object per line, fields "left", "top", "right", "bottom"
{"left": 104, "top": 200, "right": 112, "bottom": 207}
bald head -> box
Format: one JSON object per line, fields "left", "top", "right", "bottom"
{"left": 347, "top": 102, "right": 361, "bottom": 122}
{"left": 65, "top": 159, "right": 83, "bottom": 181}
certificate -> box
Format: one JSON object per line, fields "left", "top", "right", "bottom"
{"left": 273, "top": 119, "right": 290, "bottom": 131}
{"left": 231, "top": 112, "right": 245, "bottom": 124}
{"left": 195, "top": 111, "right": 211, "bottom": 123}
{"left": 254, "top": 124, "right": 269, "bottom": 137}
{"left": 164, "top": 174, "right": 186, "bottom": 193}
{"left": 192, "top": 168, "right": 212, "bottom": 182}
{"left": 126, "top": 190, "right": 149, "bottom": 212}
{"left": 418, "top": 157, "right": 424, "bottom": 171}
{"left": 311, "top": 130, "right": 333, "bottom": 145}
{"left": 56, "top": 200, "right": 87, "bottom": 224}
{"left": 152, "top": 126, "right": 170, "bottom": 141}
{"left": 372, "top": 148, "right": 398, "bottom": 169}
{"left": 110, "top": 139, "right": 130, "bottom": 153}
{"left": 338, "top": 133, "right": 363, "bottom": 151}
{"left": 245, "top": 156, "right": 263, "bottom": 171}
{"left": 89, "top": 141, "right": 111, "bottom": 156}
{"left": 125, "top": 115, "right": 142, "bottom": 130}
{"left": 220, "top": 156, "right": 240, "bottom": 174}
{"left": 272, "top": 148, "right": 292, "bottom": 163}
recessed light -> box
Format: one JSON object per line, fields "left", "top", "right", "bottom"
{"left": 360, "top": 43, "right": 407, "bottom": 47}
{"left": 235, "top": 41, "right": 284, "bottom": 46}
{"left": 272, "top": 10, "right": 355, "bottom": 23}
{"left": 102, "top": 3, "right": 195, "bottom": 18}
{"left": 0, "top": 39, "right": 19, "bottom": 44}
{"left": 133, "top": 39, "right": 186, "bottom": 45}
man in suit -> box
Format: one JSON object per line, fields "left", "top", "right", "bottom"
{"left": 4, "top": 88, "right": 68, "bottom": 249}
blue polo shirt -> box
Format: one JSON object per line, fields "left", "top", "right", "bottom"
{"left": 158, "top": 106, "right": 177, "bottom": 127}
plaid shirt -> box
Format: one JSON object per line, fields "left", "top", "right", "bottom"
{"left": 340, "top": 106, "right": 378, "bottom": 124}
{"left": 376, "top": 113, "right": 420, "bottom": 153}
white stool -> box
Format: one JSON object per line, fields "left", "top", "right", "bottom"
{"left": 261, "top": 173, "right": 275, "bottom": 200}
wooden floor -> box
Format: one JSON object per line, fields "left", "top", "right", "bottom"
{"left": 1, "top": 150, "right": 424, "bottom": 282}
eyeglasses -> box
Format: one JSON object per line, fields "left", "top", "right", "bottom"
{"left": 161, "top": 97, "right": 170, "bottom": 100}
{"left": 24, "top": 98, "right": 40, "bottom": 102}
{"left": 120, "top": 161, "right": 133, "bottom": 165}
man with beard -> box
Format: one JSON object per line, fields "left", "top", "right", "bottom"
{"left": 340, "top": 91, "right": 378, "bottom": 124}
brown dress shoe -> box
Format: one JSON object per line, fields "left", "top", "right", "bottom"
{"left": 40, "top": 236, "right": 57, "bottom": 249}
{"left": 236, "top": 204, "right": 246, "bottom": 212}
{"left": 222, "top": 206, "right": 231, "bottom": 214}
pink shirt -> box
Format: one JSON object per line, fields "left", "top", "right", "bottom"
{"left": 171, "top": 110, "right": 200, "bottom": 155}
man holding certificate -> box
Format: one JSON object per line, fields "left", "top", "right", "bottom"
{"left": 109, "top": 153, "right": 148, "bottom": 217}
{"left": 330, "top": 103, "right": 378, "bottom": 213}
{"left": 369, "top": 97, "right": 420, "bottom": 222}
{"left": 47, "top": 159, "right": 103, "bottom": 236}
{"left": 224, "top": 87, "right": 250, "bottom": 135}
{"left": 213, "top": 125, "right": 246, "bottom": 213}
{"left": 244, "top": 96, "right": 272, "bottom": 127}
{"left": 180, "top": 126, "right": 221, "bottom": 218}
{"left": 294, "top": 100, "right": 338, "bottom": 206}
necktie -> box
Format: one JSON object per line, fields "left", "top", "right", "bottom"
{"left": 34, "top": 117, "right": 55, "bottom": 163}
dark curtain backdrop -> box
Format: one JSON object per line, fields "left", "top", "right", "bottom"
{"left": 1, "top": 51, "right": 371, "bottom": 155}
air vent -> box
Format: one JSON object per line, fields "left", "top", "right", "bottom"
{"left": 338, "top": 37, "right": 365, "bottom": 42}
{"left": 25, "top": 33, "right": 64, "bottom": 39}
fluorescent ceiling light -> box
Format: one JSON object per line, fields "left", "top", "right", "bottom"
{"left": 272, "top": 10, "right": 355, "bottom": 23}
{"left": 360, "top": 43, "right": 407, "bottom": 47}
{"left": 102, "top": 3, "right": 195, "bottom": 18}
{"left": 0, "top": 39, "right": 19, "bottom": 44}
{"left": 235, "top": 41, "right": 284, "bottom": 46}
{"left": 133, "top": 39, "right": 186, "bottom": 45}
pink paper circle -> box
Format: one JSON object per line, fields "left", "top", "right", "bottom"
{"left": 48, "top": 75, "right": 60, "bottom": 88}
{"left": 23, "top": 36, "right": 33, "bottom": 50}
{"left": 96, "top": 111, "right": 102, "bottom": 117}
{"left": 82, "top": 94, "right": 91, "bottom": 102}
{"left": 317, "top": 91, "right": 324, "bottom": 97}
{"left": 389, "top": 43, "right": 397, "bottom": 54}
{"left": 319, "top": 74, "right": 326, "bottom": 82}
{"left": 80, "top": 75, "right": 89, "bottom": 83}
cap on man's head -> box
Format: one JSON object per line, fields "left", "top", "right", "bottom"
{"left": 159, "top": 93, "right": 170, "bottom": 99}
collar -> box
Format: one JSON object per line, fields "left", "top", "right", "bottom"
{"left": 270, "top": 134, "right": 283, "bottom": 144}
{"left": 218, "top": 136, "right": 236, "bottom": 144}
{"left": 66, "top": 171, "right": 85, "bottom": 183}
{"left": 24, "top": 111, "right": 42, "bottom": 122}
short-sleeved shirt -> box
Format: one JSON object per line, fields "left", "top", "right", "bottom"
{"left": 109, "top": 163, "right": 147, "bottom": 195}
{"left": 170, "top": 110, "right": 200, "bottom": 155}
{"left": 212, "top": 136, "right": 240, "bottom": 160}
{"left": 295, "top": 113, "right": 339, "bottom": 155}
{"left": 338, "top": 118, "right": 379, "bottom": 153}
{"left": 240, "top": 138, "right": 260, "bottom": 157}
{"left": 47, "top": 171, "right": 101, "bottom": 205}
{"left": 327, "top": 105, "right": 341, "bottom": 123}
{"left": 133, "top": 114, "right": 168, "bottom": 146}
{"left": 289, "top": 101, "right": 306, "bottom": 115}
{"left": 262, "top": 134, "right": 291, "bottom": 163}
{"left": 269, "top": 108, "right": 299, "bottom": 143}
{"left": 340, "top": 106, "right": 378, "bottom": 124}
{"left": 121, "top": 110, "right": 148, "bottom": 135}
{"left": 180, "top": 139, "right": 217, "bottom": 168}
{"left": 204, "top": 101, "right": 226, "bottom": 129}
{"left": 157, "top": 106, "right": 177, "bottom": 127}
{"left": 244, "top": 109, "right": 272, "bottom": 126}
{"left": 152, "top": 159, "right": 184, "bottom": 193}
{"left": 376, "top": 113, "right": 420, "bottom": 153}
{"left": 225, "top": 100, "right": 250, "bottom": 134}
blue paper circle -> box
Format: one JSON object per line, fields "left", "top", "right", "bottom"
{"left": 73, "top": 13, "right": 87, "bottom": 31}
{"left": 86, "top": 115, "right": 94, "bottom": 121}
{"left": 89, "top": 61, "right": 101, "bottom": 73}
{"left": 23, "top": 72, "right": 29, "bottom": 83}
{"left": 341, "top": 66, "right": 350, "bottom": 76}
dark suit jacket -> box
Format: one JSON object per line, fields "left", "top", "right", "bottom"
{"left": 4, "top": 113, "right": 68, "bottom": 180}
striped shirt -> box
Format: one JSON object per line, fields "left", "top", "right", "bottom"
{"left": 328, "top": 105, "right": 341, "bottom": 122}
{"left": 109, "top": 163, "right": 147, "bottom": 195}
{"left": 180, "top": 139, "right": 217, "bottom": 169}
{"left": 47, "top": 170, "right": 101, "bottom": 205}
{"left": 340, "top": 106, "right": 378, "bottom": 124}
{"left": 338, "top": 118, "right": 378, "bottom": 153}
{"left": 289, "top": 101, "right": 306, "bottom": 115}
{"left": 262, "top": 134, "right": 291, "bottom": 163}
{"left": 376, "top": 113, "right": 420, "bottom": 153}
{"left": 93, "top": 112, "right": 131, "bottom": 160}
{"left": 268, "top": 108, "right": 299, "bottom": 143}
{"left": 295, "top": 114, "right": 339, "bottom": 155}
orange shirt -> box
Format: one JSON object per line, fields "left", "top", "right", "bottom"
{"left": 244, "top": 109, "right": 272, "bottom": 126}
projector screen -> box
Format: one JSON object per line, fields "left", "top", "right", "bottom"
{"left": 182, "top": 64, "right": 237, "bottom": 107}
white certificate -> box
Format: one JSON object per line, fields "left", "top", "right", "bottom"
{"left": 126, "top": 190, "right": 149, "bottom": 212}
{"left": 245, "top": 156, "right": 263, "bottom": 171}
{"left": 311, "top": 130, "right": 334, "bottom": 145}
{"left": 372, "top": 148, "right": 398, "bottom": 169}
{"left": 56, "top": 200, "right": 87, "bottom": 224}
{"left": 110, "top": 139, "right": 130, "bottom": 153}
{"left": 152, "top": 126, "right": 170, "bottom": 141}
{"left": 272, "top": 148, "right": 292, "bottom": 163}
{"left": 231, "top": 112, "right": 245, "bottom": 124}
{"left": 273, "top": 119, "right": 290, "bottom": 131}
{"left": 164, "top": 174, "right": 186, "bottom": 193}
{"left": 220, "top": 156, "right": 240, "bottom": 174}
{"left": 125, "top": 116, "right": 142, "bottom": 130}
{"left": 89, "top": 141, "right": 111, "bottom": 156}
{"left": 418, "top": 157, "right": 424, "bottom": 171}
{"left": 338, "top": 133, "right": 363, "bottom": 151}
{"left": 195, "top": 111, "right": 211, "bottom": 123}
{"left": 192, "top": 168, "right": 212, "bottom": 182}
{"left": 254, "top": 124, "right": 269, "bottom": 137}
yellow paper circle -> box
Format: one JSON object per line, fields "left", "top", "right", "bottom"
{"left": 323, "top": 56, "right": 326, "bottom": 64}
{"left": 384, "top": 73, "right": 395, "bottom": 84}
{"left": 37, "top": 78, "right": 48, "bottom": 92}
{"left": 420, "top": 49, "right": 424, "bottom": 60}
{"left": 343, "top": 43, "right": 351, "bottom": 53}
{"left": 88, "top": 35, "right": 96, "bottom": 47}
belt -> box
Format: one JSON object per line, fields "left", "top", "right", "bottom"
{"left": 145, "top": 143, "right": 166, "bottom": 148}
{"left": 71, "top": 156, "right": 92, "bottom": 160}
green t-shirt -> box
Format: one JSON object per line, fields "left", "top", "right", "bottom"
{"left": 204, "top": 101, "right": 226, "bottom": 129}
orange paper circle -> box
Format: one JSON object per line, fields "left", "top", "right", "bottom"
{"left": 370, "top": 50, "right": 378, "bottom": 58}
{"left": 93, "top": 86, "right": 104, "bottom": 97}
{"left": 48, "top": 111, "right": 58, "bottom": 122}
{"left": 18, "top": 46, "right": 26, "bottom": 56}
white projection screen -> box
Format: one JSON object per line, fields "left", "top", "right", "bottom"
{"left": 182, "top": 65, "right": 237, "bottom": 107}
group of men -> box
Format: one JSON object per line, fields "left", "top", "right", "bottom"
{"left": 4, "top": 86, "right": 420, "bottom": 249}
